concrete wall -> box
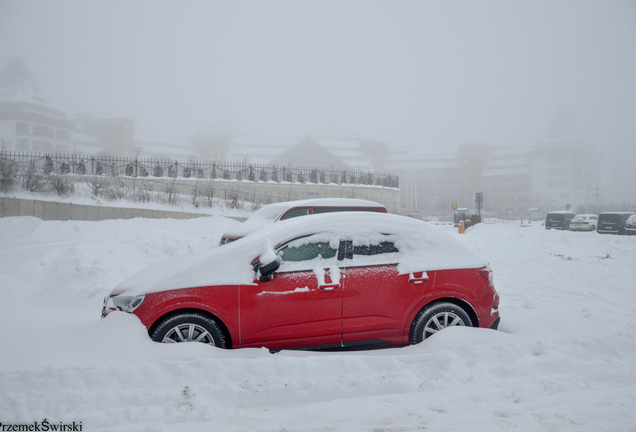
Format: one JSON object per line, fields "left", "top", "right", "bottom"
{"left": 1, "top": 178, "right": 400, "bottom": 222}
{"left": 0, "top": 197, "right": 246, "bottom": 222}
{"left": 120, "top": 177, "right": 402, "bottom": 214}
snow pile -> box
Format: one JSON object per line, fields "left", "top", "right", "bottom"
{"left": 1, "top": 216, "right": 636, "bottom": 431}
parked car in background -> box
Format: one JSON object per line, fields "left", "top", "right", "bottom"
{"left": 545, "top": 211, "right": 577, "bottom": 230}
{"left": 597, "top": 212, "right": 635, "bottom": 235}
{"left": 103, "top": 212, "right": 500, "bottom": 351}
{"left": 220, "top": 198, "right": 387, "bottom": 245}
{"left": 624, "top": 215, "right": 636, "bottom": 235}
{"left": 569, "top": 214, "right": 598, "bottom": 232}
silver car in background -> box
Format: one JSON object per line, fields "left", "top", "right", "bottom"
{"left": 569, "top": 214, "right": 598, "bottom": 231}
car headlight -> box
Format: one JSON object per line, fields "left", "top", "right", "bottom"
{"left": 111, "top": 294, "right": 146, "bottom": 313}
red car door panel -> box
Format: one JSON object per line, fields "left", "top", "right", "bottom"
{"left": 239, "top": 271, "right": 342, "bottom": 349}
{"left": 342, "top": 264, "right": 434, "bottom": 344}
{"left": 239, "top": 236, "right": 343, "bottom": 349}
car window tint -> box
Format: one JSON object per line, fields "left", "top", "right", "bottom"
{"left": 280, "top": 208, "right": 309, "bottom": 220}
{"left": 279, "top": 241, "right": 337, "bottom": 262}
{"left": 353, "top": 241, "right": 399, "bottom": 256}
{"left": 312, "top": 207, "right": 382, "bottom": 214}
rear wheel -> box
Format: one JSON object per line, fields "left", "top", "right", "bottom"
{"left": 409, "top": 302, "right": 472, "bottom": 344}
{"left": 151, "top": 312, "right": 227, "bottom": 347}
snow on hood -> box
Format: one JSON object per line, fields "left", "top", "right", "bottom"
{"left": 221, "top": 198, "right": 386, "bottom": 239}
{"left": 112, "top": 212, "right": 487, "bottom": 297}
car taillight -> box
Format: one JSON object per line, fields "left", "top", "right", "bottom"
{"left": 478, "top": 265, "right": 494, "bottom": 285}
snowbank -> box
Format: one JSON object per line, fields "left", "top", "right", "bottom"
{"left": 1, "top": 216, "right": 635, "bottom": 431}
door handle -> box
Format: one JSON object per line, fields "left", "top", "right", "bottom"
{"left": 318, "top": 283, "right": 341, "bottom": 290}
{"left": 408, "top": 272, "right": 429, "bottom": 284}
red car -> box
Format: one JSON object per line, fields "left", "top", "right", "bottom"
{"left": 103, "top": 212, "right": 500, "bottom": 350}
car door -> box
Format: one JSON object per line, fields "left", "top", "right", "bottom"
{"left": 239, "top": 234, "right": 344, "bottom": 349}
{"left": 340, "top": 236, "right": 435, "bottom": 346}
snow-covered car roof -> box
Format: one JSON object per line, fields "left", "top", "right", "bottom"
{"left": 547, "top": 210, "right": 576, "bottom": 215}
{"left": 572, "top": 214, "right": 598, "bottom": 221}
{"left": 112, "top": 212, "right": 487, "bottom": 296}
{"left": 222, "top": 198, "right": 387, "bottom": 240}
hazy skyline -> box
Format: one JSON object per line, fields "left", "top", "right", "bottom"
{"left": 1, "top": 0, "right": 635, "bottom": 151}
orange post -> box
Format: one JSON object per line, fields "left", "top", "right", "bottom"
{"left": 458, "top": 221, "right": 465, "bottom": 234}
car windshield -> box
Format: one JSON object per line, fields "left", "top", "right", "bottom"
{"left": 547, "top": 214, "right": 564, "bottom": 221}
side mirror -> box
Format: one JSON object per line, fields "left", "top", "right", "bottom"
{"left": 257, "top": 257, "right": 280, "bottom": 282}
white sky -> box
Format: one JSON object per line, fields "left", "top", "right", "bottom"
{"left": 1, "top": 0, "right": 635, "bottom": 152}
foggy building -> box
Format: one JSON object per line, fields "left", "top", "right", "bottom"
{"left": 191, "top": 133, "right": 386, "bottom": 172}
{"left": 386, "top": 145, "right": 495, "bottom": 216}
{"left": 0, "top": 57, "right": 104, "bottom": 154}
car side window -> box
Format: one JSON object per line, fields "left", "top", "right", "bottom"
{"left": 353, "top": 241, "right": 399, "bottom": 256}
{"left": 343, "top": 237, "right": 400, "bottom": 267}
{"left": 280, "top": 209, "right": 309, "bottom": 220}
{"left": 276, "top": 235, "right": 340, "bottom": 272}
{"left": 279, "top": 241, "right": 337, "bottom": 262}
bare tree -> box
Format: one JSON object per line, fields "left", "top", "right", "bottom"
{"left": 246, "top": 192, "right": 264, "bottom": 211}
{"left": 226, "top": 189, "right": 242, "bottom": 209}
{"left": 164, "top": 176, "right": 179, "bottom": 205}
{"left": 201, "top": 180, "right": 215, "bottom": 207}
{"left": 0, "top": 140, "right": 18, "bottom": 193}
{"left": 191, "top": 179, "right": 201, "bottom": 208}
{"left": 89, "top": 175, "right": 110, "bottom": 197}
{"left": 48, "top": 174, "right": 74, "bottom": 196}
{"left": 21, "top": 161, "right": 47, "bottom": 192}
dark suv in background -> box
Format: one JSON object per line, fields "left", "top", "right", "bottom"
{"left": 597, "top": 212, "right": 635, "bottom": 235}
{"left": 545, "top": 211, "right": 577, "bottom": 230}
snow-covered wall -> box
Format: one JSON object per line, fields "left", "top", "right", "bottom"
{"left": 0, "top": 197, "right": 241, "bottom": 222}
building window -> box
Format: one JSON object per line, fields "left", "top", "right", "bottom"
{"left": 16, "top": 122, "right": 30, "bottom": 135}
{"left": 548, "top": 180, "right": 569, "bottom": 188}
{"left": 56, "top": 129, "right": 71, "bottom": 141}
{"left": 57, "top": 144, "right": 71, "bottom": 153}
{"left": 33, "top": 124, "right": 54, "bottom": 138}
{"left": 33, "top": 140, "right": 53, "bottom": 152}
{"left": 16, "top": 138, "right": 30, "bottom": 151}
{"left": 548, "top": 167, "right": 568, "bottom": 175}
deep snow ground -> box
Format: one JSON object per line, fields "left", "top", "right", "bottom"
{"left": 1, "top": 216, "right": 635, "bottom": 431}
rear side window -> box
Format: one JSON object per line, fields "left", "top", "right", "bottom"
{"left": 343, "top": 236, "right": 401, "bottom": 266}
{"left": 353, "top": 242, "right": 399, "bottom": 256}
{"left": 280, "top": 208, "right": 310, "bottom": 220}
{"left": 313, "top": 207, "right": 384, "bottom": 214}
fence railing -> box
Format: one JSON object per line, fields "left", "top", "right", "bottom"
{"left": 0, "top": 152, "right": 399, "bottom": 188}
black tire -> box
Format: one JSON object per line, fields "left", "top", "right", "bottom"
{"left": 151, "top": 312, "right": 228, "bottom": 348}
{"left": 409, "top": 302, "right": 472, "bottom": 344}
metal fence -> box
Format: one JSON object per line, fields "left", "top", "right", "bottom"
{"left": 0, "top": 152, "right": 399, "bottom": 188}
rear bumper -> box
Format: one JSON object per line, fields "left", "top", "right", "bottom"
{"left": 598, "top": 229, "right": 620, "bottom": 234}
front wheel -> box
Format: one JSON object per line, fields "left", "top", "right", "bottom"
{"left": 409, "top": 302, "right": 472, "bottom": 344}
{"left": 151, "top": 312, "right": 228, "bottom": 347}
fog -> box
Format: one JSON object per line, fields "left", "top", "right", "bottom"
{"left": 1, "top": 0, "right": 635, "bottom": 152}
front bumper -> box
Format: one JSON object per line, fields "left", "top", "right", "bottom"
{"left": 490, "top": 317, "right": 500, "bottom": 330}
